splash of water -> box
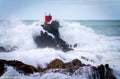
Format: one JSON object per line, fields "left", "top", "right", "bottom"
{"left": 0, "top": 19, "right": 120, "bottom": 79}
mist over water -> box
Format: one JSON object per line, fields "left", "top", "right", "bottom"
{"left": 0, "top": 19, "right": 120, "bottom": 79}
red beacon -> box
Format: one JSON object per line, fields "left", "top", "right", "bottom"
{"left": 44, "top": 14, "right": 52, "bottom": 23}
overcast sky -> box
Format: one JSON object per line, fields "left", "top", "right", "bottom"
{"left": 0, "top": 0, "right": 120, "bottom": 20}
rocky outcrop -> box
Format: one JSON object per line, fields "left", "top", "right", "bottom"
{"left": 0, "top": 47, "right": 6, "bottom": 52}
{"left": 0, "top": 59, "right": 116, "bottom": 79}
{"left": 98, "top": 64, "right": 116, "bottom": 79}
{"left": 0, "top": 59, "right": 37, "bottom": 75}
{"left": 34, "top": 31, "right": 57, "bottom": 48}
{"left": 45, "top": 59, "right": 116, "bottom": 79}
{"left": 47, "top": 59, "right": 64, "bottom": 69}
{"left": 34, "top": 20, "right": 73, "bottom": 52}
{"left": 6, "top": 60, "right": 37, "bottom": 75}
{"left": 0, "top": 59, "right": 7, "bottom": 76}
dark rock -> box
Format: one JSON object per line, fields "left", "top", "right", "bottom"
{"left": 97, "top": 64, "right": 116, "bottom": 79}
{"left": 72, "top": 59, "right": 82, "bottom": 66}
{"left": 34, "top": 31, "right": 56, "bottom": 48}
{"left": 0, "top": 47, "right": 6, "bottom": 52}
{"left": 105, "top": 64, "right": 109, "bottom": 69}
{"left": 98, "top": 64, "right": 105, "bottom": 79}
{"left": 61, "top": 45, "right": 73, "bottom": 52}
{"left": 73, "top": 43, "right": 77, "bottom": 48}
{"left": 16, "top": 64, "right": 37, "bottom": 75}
{"left": 34, "top": 20, "right": 73, "bottom": 52}
{"left": 81, "top": 56, "right": 89, "bottom": 61}
{"left": 47, "top": 59, "right": 64, "bottom": 69}
{"left": 64, "top": 59, "right": 84, "bottom": 75}
{"left": 81, "top": 56, "right": 95, "bottom": 63}
{"left": 43, "top": 20, "right": 60, "bottom": 38}
{"left": 105, "top": 64, "right": 116, "bottom": 79}
{"left": 64, "top": 62, "right": 73, "bottom": 69}
{"left": 6, "top": 60, "right": 37, "bottom": 75}
{"left": 64, "top": 62, "right": 74, "bottom": 75}
{"left": 89, "top": 66, "right": 100, "bottom": 79}
{"left": 0, "top": 59, "right": 117, "bottom": 79}
{"left": 0, "top": 59, "right": 7, "bottom": 76}
{"left": 0, "top": 59, "right": 38, "bottom": 76}
{"left": 34, "top": 31, "right": 73, "bottom": 52}
{"left": 6, "top": 60, "right": 25, "bottom": 66}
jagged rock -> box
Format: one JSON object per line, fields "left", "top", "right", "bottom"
{"left": 34, "top": 31, "right": 71, "bottom": 51}
{"left": 0, "top": 59, "right": 7, "bottom": 76}
{"left": 6, "top": 60, "right": 37, "bottom": 75}
{"left": 34, "top": 20, "right": 73, "bottom": 52}
{"left": 0, "top": 59, "right": 116, "bottom": 79}
{"left": 98, "top": 64, "right": 116, "bottom": 79}
{"left": 98, "top": 64, "right": 105, "bottom": 79}
{"left": 0, "top": 47, "right": 6, "bottom": 52}
{"left": 34, "top": 31, "right": 73, "bottom": 52}
{"left": 43, "top": 20, "right": 60, "bottom": 38}
{"left": 34, "top": 31, "right": 56, "bottom": 48}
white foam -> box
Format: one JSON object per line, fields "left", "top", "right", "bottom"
{"left": 0, "top": 20, "right": 120, "bottom": 78}
{"left": 0, "top": 20, "right": 43, "bottom": 50}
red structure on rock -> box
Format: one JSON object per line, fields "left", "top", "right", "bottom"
{"left": 45, "top": 14, "right": 52, "bottom": 23}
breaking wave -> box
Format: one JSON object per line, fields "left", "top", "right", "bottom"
{"left": 0, "top": 19, "right": 120, "bottom": 79}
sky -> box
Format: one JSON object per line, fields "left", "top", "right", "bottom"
{"left": 0, "top": 0, "right": 120, "bottom": 20}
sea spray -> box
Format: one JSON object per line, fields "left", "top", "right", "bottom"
{"left": 0, "top": 20, "right": 43, "bottom": 50}
{"left": 0, "top": 20, "right": 120, "bottom": 79}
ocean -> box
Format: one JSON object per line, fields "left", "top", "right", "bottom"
{"left": 0, "top": 20, "right": 120, "bottom": 79}
{"left": 69, "top": 20, "right": 120, "bottom": 36}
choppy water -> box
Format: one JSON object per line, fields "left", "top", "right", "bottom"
{"left": 68, "top": 20, "right": 120, "bottom": 36}
{"left": 0, "top": 20, "right": 120, "bottom": 79}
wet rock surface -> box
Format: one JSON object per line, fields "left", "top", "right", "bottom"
{"left": 7, "top": 60, "right": 37, "bottom": 75}
{"left": 0, "top": 59, "right": 116, "bottom": 79}
{"left": 98, "top": 64, "right": 116, "bottom": 79}
{"left": 34, "top": 20, "right": 73, "bottom": 52}
{"left": 47, "top": 59, "right": 64, "bottom": 69}
{"left": 0, "top": 59, "right": 37, "bottom": 75}
{"left": 0, "top": 59, "right": 7, "bottom": 76}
